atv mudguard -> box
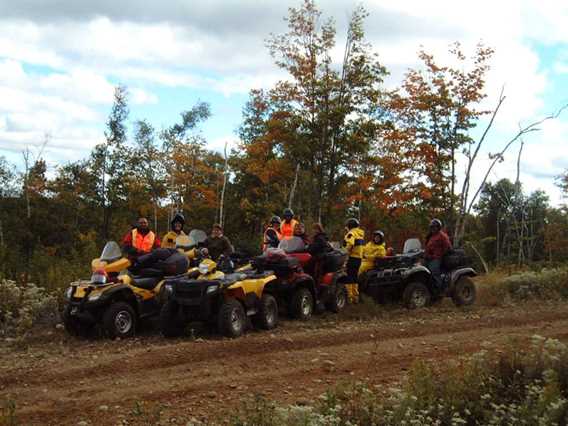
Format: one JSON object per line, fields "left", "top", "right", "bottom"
{"left": 447, "top": 267, "right": 477, "bottom": 292}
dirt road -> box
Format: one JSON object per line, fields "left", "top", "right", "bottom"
{"left": 2, "top": 301, "right": 568, "bottom": 425}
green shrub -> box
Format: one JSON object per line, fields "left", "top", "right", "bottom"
{"left": 233, "top": 336, "right": 568, "bottom": 425}
{"left": 502, "top": 268, "right": 568, "bottom": 300}
{"left": 0, "top": 279, "right": 59, "bottom": 338}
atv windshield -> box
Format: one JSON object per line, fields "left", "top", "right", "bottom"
{"left": 188, "top": 229, "right": 207, "bottom": 247}
{"left": 100, "top": 241, "right": 122, "bottom": 262}
{"left": 278, "top": 237, "right": 307, "bottom": 253}
{"left": 403, "top": 238, "right": 422, "bottom": 254}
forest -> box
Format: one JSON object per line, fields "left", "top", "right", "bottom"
{"left": 0, "top": 0, "right": 567, "bottom": 291}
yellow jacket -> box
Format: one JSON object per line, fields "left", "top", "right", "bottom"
{"left": 161, "top": 230, "right": 186, "bottom": 249}
{"left": 344, "top": 227, "right": 365, "bottom": 259}
{"left": 359, "top": 242, "right": 386, "bottom": 275}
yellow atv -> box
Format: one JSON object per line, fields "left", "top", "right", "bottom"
{"left": 160, "top": 257, "right": 279, "bottom": 338}
{"left": 62, "top": 232, "right": 205, "bottom": 339}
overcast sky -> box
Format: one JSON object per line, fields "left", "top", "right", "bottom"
{"left": 0, "top": 0, "right": 567, "bottom": 204}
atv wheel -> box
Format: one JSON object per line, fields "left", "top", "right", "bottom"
{"left": 289, "top": 287, "right": 314, "bottom": 320}
{"left": 62, "top": 305, "right": 91, "bottom": 338}
{"left": 254, "top": 294, "right": 279, "bottom": 330}
{"left": 160, "top": 300, "right": 185, "bottom": 338}
{"left": 452, "top": 276, "right": 476, "bottom": 306}
{"left": 403, "top": 281, "right": 431, "bottom": 309}
{"left": 218, "top": 299, "right": 246, "bottom": 338}
{"left": 326, "top": 283, "right": 347, "bottom": 313}
{"left": 103, "top": 302, "right": 136, "bottom": 339}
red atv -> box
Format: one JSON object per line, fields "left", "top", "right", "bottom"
{"left": 252, "top": 237, "right": 348, "bottom": 320}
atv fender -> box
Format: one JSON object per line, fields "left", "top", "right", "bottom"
{"left": 98, "top": 284, "right": 140, "bottom": 314}
{"left": 448, "top": 267, "right": 477, "bottom": 292}
{"left": 403, "top": 266, "right": 431, "bottom": 288}
{"left": 294, "top": 276, "right": 317, "bottom": 299}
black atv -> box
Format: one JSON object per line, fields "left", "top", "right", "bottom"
{"left": 361, "top": 238, "right": 477, "bottom": 309}
{"left": 160, "top": 256, "right": 279, "bottom": 338}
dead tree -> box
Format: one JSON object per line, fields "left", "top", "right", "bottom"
{"left": 454, "top": 90, "right": 567, "bottom": 246}
{"left": 218, "top": 142, "right": 229, "bottom": 228}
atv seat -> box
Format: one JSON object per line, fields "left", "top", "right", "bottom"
{"left": 132, "top": 276, "right": 162, "bottom": 290}
{"left": 221, "top": 273, "right": 247, "bottom": 285}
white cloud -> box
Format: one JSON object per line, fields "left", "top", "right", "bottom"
{"left": 208, "top": 135, "right": 239, "bottom": 155}
{"left": 0, "top": 0, "right": 566, "bottom": 204}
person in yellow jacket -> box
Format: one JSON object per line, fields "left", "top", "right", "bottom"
{"left": 343, "top": 218, "right": 365, "bottom": 303}
{"left": 359, "top": 230, "right": 386, "bottom": 276}
{"left": 161, "top": 213, "right": 186, "bottom": 249}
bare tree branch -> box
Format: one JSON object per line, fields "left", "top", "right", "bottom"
{"left": 466, "top": 104, "right": 567, "bottom": 215}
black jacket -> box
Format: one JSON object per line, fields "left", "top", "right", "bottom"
{"left": 205, "top": 235, "right": 234, "bottom": 261}
{"left": 307, "top": 232, "right": 332, "bottom": 256}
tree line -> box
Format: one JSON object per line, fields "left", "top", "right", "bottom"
{"left": 0, "top": 0, "right": 567, "bottom": 289}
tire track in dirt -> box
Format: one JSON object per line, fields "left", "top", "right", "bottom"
{"left": 3, "top": 304, "right": 568, "bottom": 425}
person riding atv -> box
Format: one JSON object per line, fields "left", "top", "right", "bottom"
{"left": 361, "top": 237, "right": 477, "bottom": 309}
{"left": 162, "top": 212, "right": 186, "bottom": 249}
{"left": 62, "top": 232, "right": 206, "bottom": 339}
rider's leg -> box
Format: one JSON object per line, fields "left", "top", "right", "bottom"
{"left": 346, "top": 257, "right": 361, "bottom": 303}
{"left": 426, "top": 259, "right": 443, "bottom": 291}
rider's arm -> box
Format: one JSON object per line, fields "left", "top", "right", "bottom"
{"left": 153, "top": 234, "right": 161, "bottom": 250}
{"left": 122, "top": 232, "right": 134, "bottom": 253}
{"left": 441, "top": 233, "right": 452, "bottom": 254}
{"left": 344, "top": 232, "right": 355, "bottom": 254}
{"left": 223, "top": 237, "right": 234, "bottom": 256}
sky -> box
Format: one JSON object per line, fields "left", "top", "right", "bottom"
{"left": 0, "top": 0, "right": 567, "bottom": 205}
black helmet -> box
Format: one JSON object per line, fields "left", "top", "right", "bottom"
{"left": 346, "top": 218, "right": 359, "bottom": 229}
{"left": 283, "top": 208, "right": 294, "bottom": 219}
{"left": 373, "top": 230, "right": 385, "bottom": 242}
{"left": 270, "top": 215, "right": 281, "bottom": 225}
{"left": 171, "top": 212, "right": 185, "bottom": 229}
{"left": 430, "top": 218, "right": 442, "bottom": 229}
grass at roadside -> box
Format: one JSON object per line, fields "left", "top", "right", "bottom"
{"left": 231, "top": 335, "right": 568, "bottom": 425}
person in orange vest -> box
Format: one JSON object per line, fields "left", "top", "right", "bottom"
{"left": 280, "top": 208, "right": 298, "bottom": 240}
{"left": 262, "top": 216, "right": 282, "bottom": 251}
{"left": 122, "top": 217, "right": 161, "bottom": 256}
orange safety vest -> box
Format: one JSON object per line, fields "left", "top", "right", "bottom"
{"left": 131, "top": 229, "right": 156, "bottom": 253}
{"left": 280, "top": 219, "right": 298, "bottom": 240}
{"left": 262, "top": 227, "right": 282, "bottom": 251}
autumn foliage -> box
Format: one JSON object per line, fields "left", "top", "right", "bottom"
{"left": 0, "top": 0, "right": 565, "bottom": 289}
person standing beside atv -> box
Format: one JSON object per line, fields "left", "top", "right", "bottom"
{"left": 424, "top": 219, "right": 452, "bottom": 291}
{"left": 122, "top": 217, "right": 161, "bottom": 256}
{"left": 343, "top": 218, "right": 365, "bottom": 303}
{"left": 263, "top": 216, "right": 282, "bottom": 251}
{"left": 280, "top": 208, "right": 298, "bottom": 240}
{"left": 307, "top": 223, "right": 332, "bottom": 257}
{"left": 358, "top": 230, "right": 386, "bottom": 276}
{"left": 205, "top": 224, "right": 233, "bottom": 261}
{"left": 161, "top": 213, "right": 186, "bottom": 249}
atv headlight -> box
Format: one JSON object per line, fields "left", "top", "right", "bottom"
{"left": 206, "top": 284, "right": 219, "bottom": 294}
{"left": 198, "top": 263, "right": 210, "bottom": 275}
{"left": 64, "top": 287, "right": 74, "bottom": 300}
{"left": 91, "top": 271, "right": 107, "bottom": 285}
{"left": 88, "top": 292, "right": 101, "bottom": 301}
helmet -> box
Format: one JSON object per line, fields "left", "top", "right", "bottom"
{"left": 283, "top": 208, "right": 294, "bottom": 219}
{"left": 270, "top": 215, "right": 281, "bottom": 225}
{"left": 345, "top": 218, "right": 359, "bottom": 229}
{"left": 373, "top": 230, "right": 385, "bottom": 242}
{"left": 171, "top": 212, "right": 185, "bottom": 228}
{"left": 430, "top": 218, "right": 442, "bottom": 229}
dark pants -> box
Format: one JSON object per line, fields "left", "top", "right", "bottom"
{"left": 346, "top": 257, "right": 361, "bottom": 283}
{"left": 425, "top": 258, "right": 442, "bottom": 291}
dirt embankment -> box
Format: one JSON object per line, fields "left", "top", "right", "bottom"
{"left": 2, "top": 301, "right": 568, "bottom": 425}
